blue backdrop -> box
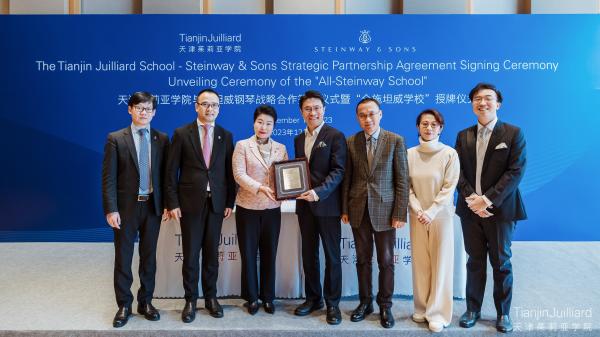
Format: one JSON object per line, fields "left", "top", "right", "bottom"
{"left": 0, "top": 15, "right": 599, "bottom": 241}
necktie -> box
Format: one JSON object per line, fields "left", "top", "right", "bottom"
{"left": 475, "top": 127, "right": 489, "bottom": 195}
{"left": 202, "top": 124, "right": 212, "bottom": 167}
{"left": 138, "top": 128, "right": 150, "bottom": 193}
{"left": 367, "top": 136, "right": 375, "bottom": 170}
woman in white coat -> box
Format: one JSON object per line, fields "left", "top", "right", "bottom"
{"left": 408, "top": 109, "right": 460, "bottom": 333}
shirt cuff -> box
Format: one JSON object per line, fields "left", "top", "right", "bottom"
{"left": 482, "top": 195, "right": 493, "bottom": 207}
{"left": 310, "top": 189, "right": 319, "bottom": 201}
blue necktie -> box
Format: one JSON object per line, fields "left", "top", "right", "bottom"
{"left": 138, "top": 129, "right": 150, "bottom": 193}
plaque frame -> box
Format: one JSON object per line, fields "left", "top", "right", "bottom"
{"left": 273, "top": 158, "right": 311, "bottom": 200}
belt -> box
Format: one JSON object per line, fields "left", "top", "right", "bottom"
{"left": 137, "top": 194, "right": 151, "bottom": 202}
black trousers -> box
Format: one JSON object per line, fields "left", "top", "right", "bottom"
{"left": 235, "top": 206, "right": 281, "bottom": 303}
{"left": 113, "top": 195, "right": 161, "bottom": 307}
{"left": 461, "top": 218, "right": 515, "bottom": 315}
{"left": 352, "top": 207, "right": 396, "bottom": 308}
{"left": 297, "top": 212, "right": 341, "bottom": 307}
{"left": 180, "top": 196, "right": 224, "bottom": 301}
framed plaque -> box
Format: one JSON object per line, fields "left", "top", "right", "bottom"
{"left": 273, "top": 158, "right": 311, "bottom": 200}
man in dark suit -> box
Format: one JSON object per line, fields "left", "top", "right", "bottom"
{"left": 341, "top": 97, "right": 408, "bottom": 328}
{"left": 293, "top": 90, "right": 347, "bottom": 325}
{"left": 102, "top": 91, "right": 169, "bottom": 328}
{"left": 166, "top": 88, "right": 236, "bottom": 323}
{"left": 455, "top": 83, "right": 527, "bottom": 333}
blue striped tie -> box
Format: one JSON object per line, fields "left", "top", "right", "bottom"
{"left": 138, "top": 129, "right": 150, "bottom": 193}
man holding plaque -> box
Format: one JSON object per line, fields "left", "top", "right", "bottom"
{"left": 341, "top": 97, "right": 409, "bottom": 329}
{"left": 293, "top": 90, "right": 347, "bottom": 325}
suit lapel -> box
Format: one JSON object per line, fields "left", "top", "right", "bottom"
{"left": 188, "top": 122, "right": 205, "bottom": 168}
{"left": 150, "top": 129, "right": 158, "bottom": 176}
{"left": 369, "top": 129, "right": 387, "bottom": 176}
{"left": 482, "top": 121, "right": 506, "bottom": 173}
{"left": 466, "top": 125, "right": 477, "bottom": 178}
{"left": 297, "top": 133, "right": 306, "bottom": 159}
{"left": 211, "top": 125, "right": 225, "bottom": 169}
{"left": 309, "top": 124, "right": 328, "bottom": 162}
{"left": 123, "top": 126, "right": 139, "bottom": 173}
{"left": 354, "top": 132, "right": 369, "bottom": 177}
{"left": 248, "top": 137, "right": 269, "bottom": 169}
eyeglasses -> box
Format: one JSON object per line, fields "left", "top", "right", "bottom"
{"left": 472, "top": 96, "right": 496, "bottom": 103}
{"left": 357, "top": 112, "right": 379, "bottom": 120}
{"left": 196, "top": 102, "right": 220, "bottom": 110}
{"left": 420, "top": 122, "right": 441, "bottom": 129}
{"left": 302, "top": 105, "right": 323, "bottom": 113}
{"left": 133, "top": 105, "right": 154, "bottom": 113}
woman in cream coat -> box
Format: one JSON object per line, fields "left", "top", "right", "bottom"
{"left": 408, "top": 109, "right": 460, "bottom": 333}
{"left": 232, "top": 105, "right": 288, "bottom": 315}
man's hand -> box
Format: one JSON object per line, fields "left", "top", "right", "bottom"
{"left": 341, "top": 214, "right": 349, "bottom": 224}
{"left": 475, "top": 209, "right": 494, "bottom": 218}
{"left": 162, "top": 209, "right": 170, "bottom": 222}
{"left": 106, "top": 212, "right": 121, "bottom": 229}
{"left": 467, "top": 195, "right": 490, "bottom": 213}
{"left": 392, "top": 219, "right": 405, "bottom": 229}
{"left": 297, "top": 190, "right": 316, "bottom": 202}
{"left": 224, "top": 208, "right": 233, "bottom": 219}
{"left": 169, "top": 208, "right": 182, "bottom": 221}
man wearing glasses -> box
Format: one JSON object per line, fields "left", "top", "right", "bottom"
{"left": 102, "top": 91, "right": 170, "bottom": 327}
{"left": 166, "top": 88, "right": 236, "bottom": 323}
{"left": 455, "top": 83, "right": 527, "bottom": 333}
{"left": 293, "top": 90, "right": 347, "bottom": 325}
{"left": 341, "top": 97, "right": 408, "bottom": 329}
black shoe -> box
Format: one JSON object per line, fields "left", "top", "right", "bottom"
{"left": 263, "top": 301, "right": 275, "bottom": 314}
{"left": 326, "top": 306, "right": 342, "bottom": 325}
{"left": 181, "top": 300, "right": 196, "bottom": 323}
{"left": 380, "top": 307, "right": 395, "bottom": 329}
{"left": 205, "top": 298, "right": 224, "bottom": 318}
{"left": 245, "top": 301, "right": 259, "bottom": 315}
{"left": 350, "top": 302, "right": 374, "bottom": 322}
{"left": 137, "top": 302, "right": 160, "bottom": 321}
{"left": 459, "top": 311, "right": 481, "bottom": 328}
{"left": 113, "top": 306, "right": 131, "bottom": 328}
{"left": 294, "top": 300, "right": 324, "bottom": 316}
{"left": 496, "top": 315, "right": 513, "bottom": 333}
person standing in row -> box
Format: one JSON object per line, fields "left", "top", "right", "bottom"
{"left": 232, "top": 105, "right": 288, "bottom": 315}
{"left": 341, "top": 97, "right": 409, "bottom": 329}
{"left": 102, "top": 91, "right": 169, "bottom": 328}
{"left": 408, "top": 109, "right": 459, "bottom": 333}
{"left": 456, "top": 83, "right": 527, "bottom": 333}
{"left": 293, "top": 90, "right": 347, "bottom": 325}
{"left": 166, "top": 88, "right": 236, "bottom": 323}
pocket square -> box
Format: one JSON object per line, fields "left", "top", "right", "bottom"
{"left": 495, "top": 142, "right": 508, "bottom": 150}
{"left": 316, "top": 141, "right": 327, "bottom": 149}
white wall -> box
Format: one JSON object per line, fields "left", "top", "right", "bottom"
{"left": 404, "top": 0, "right": 468, "bottom": 14}
{"left": 9, "top": 0, "right": 68, "bottom": 14}
{"left": 81, "top": 0, "right": 141, "bottom": 14}
{"left": 274, "top": 0, "right": 335, "bottom": 14}
{"left": 143, "top": 0, "right": 202, "bottom": 14}
{"left": 531, "top": 0, "right": 599, "bottom": 13}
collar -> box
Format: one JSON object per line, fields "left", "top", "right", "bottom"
{"left": 417, "top": 136, "right": 444, "bottom": 153}
{"left": 364, "top": 127, "right": 381, "bottom": 141}
{"left": 197, "top": 119, "right": 215, "bottom": 128}
{"left": 131, "top": 123, "right": 150, "bottom": 135}
{"left": 477, "top": 117, "right": 498, "bottom": 134}
{"left": 305, "top": 121, "right": 325, "bottom": 137}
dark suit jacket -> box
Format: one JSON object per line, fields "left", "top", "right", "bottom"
{"left": 455, "top": 120, "right": 527, "bottom": 223}
{"left": 166, "top": 121, "right": 235, "bottom": 215}
{"left": 341, "top": 129, "right": 409, "bottom": 231}
{"left": 102, "top": 126, "right": 169, "bottom": 217}
{"left": 294, "top": 124, "right": 347, "bottom": 217}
